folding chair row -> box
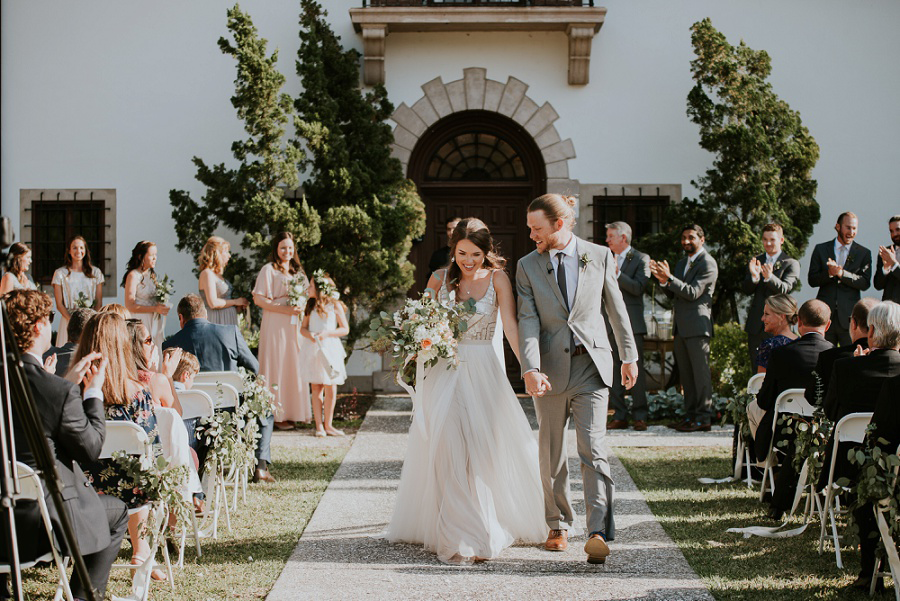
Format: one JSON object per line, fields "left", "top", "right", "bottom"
{"left": 759, "top": 388, "right": 814, "bottom": 502}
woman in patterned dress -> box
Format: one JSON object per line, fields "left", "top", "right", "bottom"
{"left": 51, "top": 235, "right": 105, "bottom": 345}
{"left": 74, "top": 312, "right": 166, "bottom": 579}
{"left": 198, "top": 236, "right": 249, "bottom": 326}
{"left": 755, "top": 294, "right": 799, "bottom": 373}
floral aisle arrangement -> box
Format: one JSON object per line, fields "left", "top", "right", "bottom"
{"left": 153, "top": 274, "right": 176, "bottom": 305}
{"left": 112, "top": 452, "right": 191, "bottom": 541}
{"left": 195, "top": 370, "right": 279, "bottom": 478}
{"left": 287, "top": 273, "right": 308, "bottom": 325}
{"left": 367, "top": 294, "right": 476, "bottom": 386}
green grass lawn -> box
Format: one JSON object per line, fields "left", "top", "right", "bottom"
{"left": 616, "top": 445, "right": 889, "bottom": 601}
{"left": 18, "top": 441, "right": 347, "bottom": 601}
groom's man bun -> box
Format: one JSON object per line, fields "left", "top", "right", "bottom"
{"left": 528, "top": 194, "right": 577, "bottom": 229}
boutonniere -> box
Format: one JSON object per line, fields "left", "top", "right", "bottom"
{"left": 625, "top": 249, "right": 634, "bottom": 262}
{"left": 773, "top": 260, "right": 783, "bottom": 271}
{"left": 580, "top": 253, "right": 592, "bottom": 271}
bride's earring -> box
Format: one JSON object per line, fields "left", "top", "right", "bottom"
{"left": 450, "top": 257, "right": 455, "bottom": 262}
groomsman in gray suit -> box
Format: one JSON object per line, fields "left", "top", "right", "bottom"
{"left": 741, "top": 223, "right": 800, "bottom": 368}
{"left": 874, "top": 215, "right": 900, "bottom": 303}
{"left": 808, "top": 211, "right": 872, "bottom": 346}
{"left": 517, "top": 194, "right": 637, "bottom": 565}
{"left": 650, "top": 224, "right": 719, "bottom": 432}
{"left": 604, "top": 221, "right": 650, "bottom": 431}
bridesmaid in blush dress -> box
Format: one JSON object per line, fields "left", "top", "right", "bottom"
{"left": 51, "top": 235, "right": 105, "bottom": 345}
{"left": 253, "top": 232, "right": 311, "bottom": 429}
{"left": 198, "top": 236, "right": 249, "bottom": 326}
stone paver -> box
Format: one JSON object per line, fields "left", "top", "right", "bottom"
{"left": 267, "top": 397, "right": 718, "bottom": 601}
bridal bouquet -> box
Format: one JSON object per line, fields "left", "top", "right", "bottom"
{"left": 153, "top": 273, "right": 176, "bottom": 305}
{"left": 368, "top": 294, "right": 476, "bottom": 385}
{"left": 287, "top": 273, "right": 308, "bottom": 324}
{"left": 73, "top": 291, "right": 92, "bottom": 309}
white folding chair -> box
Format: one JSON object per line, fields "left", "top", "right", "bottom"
{"left": 0, "top": 463, "right": 74, "bottom": 601}
{"left": 733, "top": 374, "right": 767, "bottom": 487}
{"left": 759, "top": 388, "right": 813, "bottom": 502}
{"left": 101, "top": 421, "right": 174, "bottom": 601}
{"left": 191, "top": 381, "right": 248, "bottom": 510}
{"left": 192, "top": 371, "right": 245, "bottom": 395}
{"left": 173, "top": 389, "right": 217, "bottom": 564}
{"left": 186, "top": 384, "right": 240, "bottom": 531}
{"left": 818, "top": 412, "right": 874, "bottom": 569}
{"left": 871, "top": 444, "right": 900, "bottom": 600}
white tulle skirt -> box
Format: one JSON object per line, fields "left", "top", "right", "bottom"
{"left": 384, "top": 340, "right": 546, "bottom": 564}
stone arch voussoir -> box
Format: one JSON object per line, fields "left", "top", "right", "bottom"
{"left": 389, "top": 68, "right": 576, "bottom": 193}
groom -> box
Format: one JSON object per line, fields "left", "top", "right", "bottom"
{"left": 517, "top": 193, "right": 638, "bottom": 565}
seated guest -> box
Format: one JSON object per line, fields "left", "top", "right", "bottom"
{"left": 43, "top": 307, "right": 95, "bottom": 376}
{"left": 755, "top": 294, "right": 798, "bottom": 373}
{"left": 849, "top": 372, "right": 900, "bottom": 592}
{"left": 746, "top": 299, "right": 833, "bottom": 518}
{"left": 126, "top": 321, "right": 201, "bottom": 509}
{"left": 823, "top": 301, "right": 900, "bottom": 422}
{"left": 805, "top": 297, "right": 877, "bottom": 406}
{"left": 74, "top": 313, "right": 167, "bottom": 581}
{"left": 0, "top": 290, "right": 127, "bottom": 601}
{"left": 817, "top": 301, "right": 900, "bottom": 531}
{"left": 170, "top": 349, "right": 200, "bottom": 392}
{"left": 161, "top": 294, "right": 273, "bottom": 482}
{"left": 98, "top": 302, "right": 130, "bottom": 319}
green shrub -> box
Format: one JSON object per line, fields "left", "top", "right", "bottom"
{"left": 710, "top": 322, "right": 752, "bottom": 399}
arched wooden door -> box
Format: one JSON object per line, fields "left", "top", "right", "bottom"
{"left": 407, "top": 110, "right": 547, "bottom": 387}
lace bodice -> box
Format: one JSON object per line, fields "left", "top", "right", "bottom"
{"left": 437, "top": 271, "right": 499, "bottom": 343}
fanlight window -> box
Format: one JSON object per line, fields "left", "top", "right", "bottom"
{"left": 426, "top": 132, "right": 527, "bottom": 181}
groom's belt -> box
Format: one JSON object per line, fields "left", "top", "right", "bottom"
{"left": 571, "top": 345, "right": 589, "bottom": 357}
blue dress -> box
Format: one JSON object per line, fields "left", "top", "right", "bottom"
{"left": 756, "top": 334, "right": 794, "bottom": 370}
{"left": 84, "top": 388, "right": 160, "bottom": 509}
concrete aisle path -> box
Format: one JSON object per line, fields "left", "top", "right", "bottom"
{"left": 268, "top": 397, "right": 726, "bottom": 601}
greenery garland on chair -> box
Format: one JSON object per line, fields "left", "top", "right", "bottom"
{"left": 112, "top": 452, "right": 192, "bottom": 543}
{"left": 840, "top": 424, "right": 900, "bottom": 552}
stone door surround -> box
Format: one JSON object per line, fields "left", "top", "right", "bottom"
{"left": 391, "top": 68, "right": 576, "bottom": 196}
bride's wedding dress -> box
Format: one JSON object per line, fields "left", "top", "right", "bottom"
{"left": 384, "top": 271, "right": 546, "bottom": 563}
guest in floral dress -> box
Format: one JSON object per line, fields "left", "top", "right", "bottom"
{"left": 253, "top": 232, "right": 311, "bottom": 429}
{"left": 755, "top": 294, "right": 799, "bottom": 372}
{"left": 198, "top": 236, "right": 249, "bottom": 326}
{"left": 0, "top": 243, "right": 37, "bottom": 295}
{"left": 74, "top": 312, "right": 166, "bottom": 580}
{"left": 122, "top": 240, "right": 170, "bottom": 351}
{"left": 51, "top": 235, "right": 105, "bottom": 345}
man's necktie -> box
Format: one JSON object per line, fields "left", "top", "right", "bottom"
{"left": 838, "top": 245, "right": 848, "bottom": 268}
{"left": 557, "top": 253, "right": 569, "bottom": 310}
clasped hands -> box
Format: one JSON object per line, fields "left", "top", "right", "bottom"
{"left": 826, "top": 258, "right": 844, "bottom": 278}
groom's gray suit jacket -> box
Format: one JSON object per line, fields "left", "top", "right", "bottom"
{"left": 517, "top": 236, "right": 638, "bottom": 390}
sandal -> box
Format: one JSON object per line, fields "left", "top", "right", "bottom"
{"left": 314, "top": 429, "right": 326, "bottom": 438}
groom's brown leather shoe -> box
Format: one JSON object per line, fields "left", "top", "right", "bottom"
{"left": 585, "top": 533, "right": 610, "bottom": 564}
{"left": 544, "top": 529, "right": 568, "bottom": 551}
{"left": 607, "top": 419, "right": 628, "bottom": 430}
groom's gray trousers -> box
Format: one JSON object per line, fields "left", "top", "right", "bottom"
{"left": 534, "top": 352, "right": 615, "bottom": 540}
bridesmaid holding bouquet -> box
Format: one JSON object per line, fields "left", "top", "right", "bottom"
{"left": 198, "top": 236, "right": 249, "bottom": 326}
{"left": 51, "top": 235, "right": 105, "bottom": 345}
{"left": 253, "top": 232, "right": 311, "bottom": 429}
{"left": 122, "top": 240, "right": 170, "bottom": 351}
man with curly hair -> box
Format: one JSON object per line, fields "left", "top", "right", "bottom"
{"left": 0, "top": 289, "right": 127, "bottom": 601}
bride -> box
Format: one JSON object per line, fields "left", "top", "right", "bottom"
{"left": 384, "top": 218, "right": 546, "bottom": 564}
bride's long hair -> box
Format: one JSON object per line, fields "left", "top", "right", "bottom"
{"left": 445, "top": 218, "right": 506, "bottom": 293}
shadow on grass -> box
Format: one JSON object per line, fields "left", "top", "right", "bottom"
{"left": 616, "top": 446, "right": 884, "bottom": 601}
